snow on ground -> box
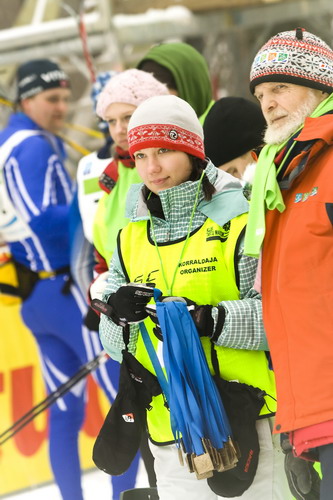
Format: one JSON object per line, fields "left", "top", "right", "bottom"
{"left": 4, "top": 459, "right": 149, "bottom": 499}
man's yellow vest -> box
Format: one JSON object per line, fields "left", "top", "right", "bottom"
{"left": 118, "top": 213, "right": 276, "bottom": 444}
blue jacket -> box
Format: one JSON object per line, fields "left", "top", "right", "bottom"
{"left": 0, "top": 113, "right": 73, "bottom": 271}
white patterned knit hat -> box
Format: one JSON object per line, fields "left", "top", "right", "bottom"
{"left": 96, "top": 68, "right": 168, "bottom": 120}
{"left": 127, "top": 95, "right": 205, "bottom": 160}
{"left": 250, "top": 28, "right": 333, "bottom": 94}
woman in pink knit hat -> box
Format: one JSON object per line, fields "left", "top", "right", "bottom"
{"left": 90, "top": 69, "right": 169, "bottom": 284}
{"left": 82, "top": 69, "right": 169, "bottom": 496}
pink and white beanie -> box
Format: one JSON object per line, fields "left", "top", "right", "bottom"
{"left": 127, "top": 95, "right": 205, "bottom": 160}
{"left": 96, "top": 68, "right": 168, "bottom": 120}
{"left": 250, "top": 27, "right": 333, "bottom": 94}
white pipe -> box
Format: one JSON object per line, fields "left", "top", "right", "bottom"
{"left": 0, "top": 11, "right": 103, "bottom": 50}
{"left": 31, "top": 0, "right": 49, "bottom": 25}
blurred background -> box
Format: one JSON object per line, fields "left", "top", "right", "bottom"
{"left": 0, "top": 1, "right": 332, "bottom": 498}
{"left": 1, "top": 0, "right": 333, "bottom": 167}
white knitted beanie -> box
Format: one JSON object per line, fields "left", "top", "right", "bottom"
{"left": 250, "top": 28, "right": 333, "bottom": 94}
{"left": 127, "top": 95, "right": 205, "bottom": 160}
{"left": 96, "top": 68, "right": 168, "bottom": 120}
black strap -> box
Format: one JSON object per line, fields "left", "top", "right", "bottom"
{"left": 0, "top": 282, "right": 21, "bottom": 297}
{"left": 210, "top": 341, "right": 220, "bottom": 377}
{"left": 122, "top": 324, "right": 130, "bottom": 351}
{"left": 53, "top": 265, "right": 71, "bottom": 276}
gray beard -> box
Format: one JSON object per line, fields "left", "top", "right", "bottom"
{"left": 264, "top": 94, "right": 320, "bottom": 145}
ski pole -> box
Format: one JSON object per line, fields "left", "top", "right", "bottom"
{"left": 0, "top": 350, "right": 109, "bottom": 445}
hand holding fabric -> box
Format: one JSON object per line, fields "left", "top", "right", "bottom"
{"left": 146, "top": 296, "right": 225, "bottom": 341}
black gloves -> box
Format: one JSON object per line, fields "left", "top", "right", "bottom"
{"left": 92, "top": 287, "right": 226, "bottom": 341}
{"left": 146, "top": 296, "right": 225, "bottom": 341}
{"left": 91, "top": 283, "right": 155, "bottom": 327}
{"left": 281, "top": 434, "right": 321, "bottom": 500}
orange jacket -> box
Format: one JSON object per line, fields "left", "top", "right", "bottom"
{"left": 262, "top": 113, "right": 333, "bottom": 434}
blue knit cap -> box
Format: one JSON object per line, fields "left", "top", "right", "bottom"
{"left": 90, "top": 71, "right": 118, "bottom": 132}
{"left": 90, "top": 71, "right": 118, "bottom": 113}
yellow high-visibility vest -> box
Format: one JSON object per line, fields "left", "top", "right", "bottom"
{"left": 119, "top": 213, "right": 276, "bottom": 443}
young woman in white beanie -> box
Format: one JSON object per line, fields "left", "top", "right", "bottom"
{"left": 97, "top": 95, "right": 290, "bottom": 500}
{"left": 84, "top": 69, "right": 169, "bottom": 496}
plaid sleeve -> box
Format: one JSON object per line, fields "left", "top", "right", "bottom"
{"left": 98, "top": 250, "right": 139, "bottom": 362}
{"left": 214, "top": 237, "right": 268, "bottom": 351}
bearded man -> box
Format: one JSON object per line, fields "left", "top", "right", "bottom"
{"left": 245, "top": 27, "right": 333, "bottom": 500}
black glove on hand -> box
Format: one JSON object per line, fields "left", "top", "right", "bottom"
{"left": 93, "top": 283, "right": 155, "bottom": 326}
{"left": 281, "top": 434, "right": 321, "bottom": 500}
{"left": 146, "top": 296, "right": 225, "bottom": 341}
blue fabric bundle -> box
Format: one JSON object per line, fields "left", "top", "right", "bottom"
{"left": 155, "top": 299, "right": 232, "bottom": 456}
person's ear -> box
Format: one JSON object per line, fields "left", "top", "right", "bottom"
{"left": 20, "top": 97, "right": 32, "bottom": 113}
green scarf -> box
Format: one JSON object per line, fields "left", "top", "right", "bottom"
{"left": 244, "top": 93, "right": 333, "bottom": 258}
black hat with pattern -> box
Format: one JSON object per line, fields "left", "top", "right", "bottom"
{"left": 17, "top": 59, "right": 70, "bottom": 101}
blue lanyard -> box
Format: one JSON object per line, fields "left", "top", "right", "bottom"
{"left": 139, "top": 322, "right": 170, "bottom": 403}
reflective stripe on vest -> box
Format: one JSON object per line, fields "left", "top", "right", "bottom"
{"left": 119, "top": 213, "right": 276, "bottom": 443}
